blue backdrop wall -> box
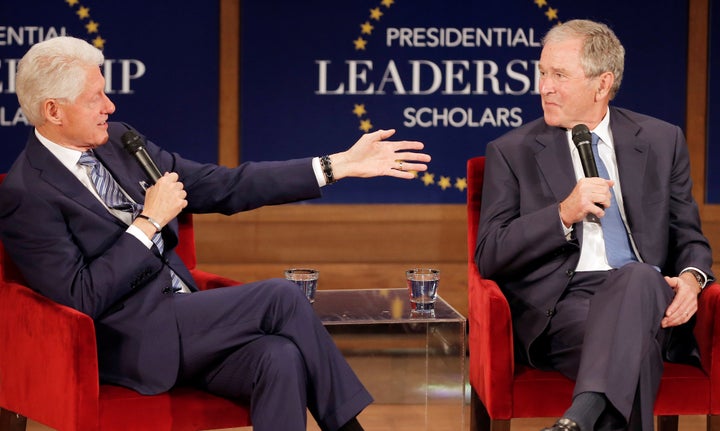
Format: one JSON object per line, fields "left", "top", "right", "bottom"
{"left": 707, "top": 0, "right": 720, "bottom": 204}
{"left": 1, "top": 1, "right": 707, "bottom": 204}
{"left": 0, "top": 0, "right": 219, "bottom": 169}
{"left": 240, "top": 0, "right": 689, "bottom": 203}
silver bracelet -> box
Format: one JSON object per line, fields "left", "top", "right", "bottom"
{"left": 136, "top": 214, "right": 162, "bottom": 233}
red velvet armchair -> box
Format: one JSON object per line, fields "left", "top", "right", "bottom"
{"left": 466, "top": 156, "right": 720, "bottom": 431}
{"left": 0, "top": 172, "right": 251, "bottom": 431}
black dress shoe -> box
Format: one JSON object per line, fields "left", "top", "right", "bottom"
{"left": 540, "top": 417, "right": 581, "bottom": 431}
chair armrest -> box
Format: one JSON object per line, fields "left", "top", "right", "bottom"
{"left": 0, "top": 282, "right": 100, "bottom": 429}
{"left": 190, "top": 269, "right": 242, "bottom": 291}
{"left": 693, "top": 281, "right": 720, "bottom": 412}
{"left": 468, "top": 262, "right": 514, "bottom": 416}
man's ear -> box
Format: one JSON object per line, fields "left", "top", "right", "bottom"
{"left": 42, "top": 99, "right": 63, "bottom": 125}
{"left": 596, "top": 71, "right": 614, "bottom": 100}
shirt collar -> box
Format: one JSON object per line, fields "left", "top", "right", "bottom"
{"left": 590, "top": 107, "right": 613, "bottom": 149}
{"left": 35, "top": 128, "right": 86, "bottom": 171}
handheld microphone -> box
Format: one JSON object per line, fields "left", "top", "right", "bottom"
{"left": 121, "top": 131, "right": 162, "bottom": 184}
{"left": 571, "top": 124, "right": 599, "bottom": 178}
{"left": 571, "top": 124, "right": 604, "bottom": 216}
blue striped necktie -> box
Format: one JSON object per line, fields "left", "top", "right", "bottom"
{"left": 78, "top": 151, "right": 142, "bottom": 218}
{"left": 590, "top": 133, "right": 637, "bottom": 268}
{"left": 78, "top": 151, "right": 185, "bottom": 293}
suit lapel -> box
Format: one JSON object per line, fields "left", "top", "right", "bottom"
{"left": 93, "top": 144, "right": 147, "bottom": 205}
{"left": 25, "top": 135, "right": 124, "bottom": 227}
{"left": 534, "top": 126, "right": 577, "bottom": 203}
{"left": 608, "top": 108, "right": 648, "bottom": 236}
{"left": 533, "top": 125, "right": 585, "bottom": 243}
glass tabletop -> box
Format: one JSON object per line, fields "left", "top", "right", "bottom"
{"left": 313, "top": 288, "right": 465, "bottom": 324}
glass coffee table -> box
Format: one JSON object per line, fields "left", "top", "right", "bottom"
{"left": 313, "top": 288, "right": 466, "bottom": 431}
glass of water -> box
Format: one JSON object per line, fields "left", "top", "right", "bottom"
{"left": 284, "top": 268, "right": 319, "bottom": 303}
{"left": 405, "top": 268, "right": 440, "bottom": 312}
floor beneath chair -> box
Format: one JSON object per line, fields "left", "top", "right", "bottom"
{"left": 27, "top": 411, "right": 708, "bottom": 431}
{"left": 22, "top": 350, "right": 710, "bottom": 431}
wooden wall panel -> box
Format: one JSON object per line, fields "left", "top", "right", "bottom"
{"left": 193, "top": 205, "right": 470, "bottom": 315}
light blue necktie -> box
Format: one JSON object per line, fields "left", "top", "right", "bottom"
{"left": 78, "top": 151, "right": 185, "bottom": 293}
{"left": 590, "top": 133, "right": 637, "bottom": 268}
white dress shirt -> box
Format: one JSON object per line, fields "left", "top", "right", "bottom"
{"left": 563, "top": 110, "right": 640, "bottom": 272}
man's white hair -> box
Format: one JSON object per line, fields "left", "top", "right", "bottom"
{"left": 16, "top": 36, "right": 105, "bottom": 125}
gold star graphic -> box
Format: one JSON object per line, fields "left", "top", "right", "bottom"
{"left": 86, "top": 20, "right": 99, "bottom": 34}
{"left": 391, "top": 296, "right": 403, "bottom": 319}
{"left": 359, "top": 119, "right": 373, "bottom": 132}
{"left": 92, "top": 36, "right": 106, "bottom": 50}
{"left": 353, "top": 36, "right": 367, "bottom": 50}
{"left": 369, "top": 7, "right": 383, "bottom": 21}
{"left": 545, "top": 7, "right": 558, "bottom": 20}
{"left": 408, "top": 170, "right": 418, "bottom": 178}
{"left": 534, "top": 0, "right": 547, "bottom": 7}
{"left": 455, "top": 177, "right": 467, "bottom": 192}
{"left": 352, "top": 104, "right": 367, "bottom": 117}
{"left": 421, "top": 172, "right": 435, "bottom": 186}
{"left": 76, "top": 6, "right": 90, "bottom": 19}
{"left": 65, "top": 0, "right": 79, "bottom": 6}
{"left": 438, "top": 176, "right": 452, "bottom": 190}
{"left": 360, "top": 21, "right": 374, "bottom": 35}
{"left": 381, "top": 0, "right": 395, "bottom": 7}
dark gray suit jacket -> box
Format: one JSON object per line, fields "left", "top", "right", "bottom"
{"left": 0, "top": 122, "right": 322, "bottom": 394}
{"left": 475, "top": 107, "right": 714, "bottom": 366}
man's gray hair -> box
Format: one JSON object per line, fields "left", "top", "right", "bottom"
{"left": 16, "top": 36, "right": 105, "bottom": 125}
{"left": 543, "top": 20, "right": 625, "bottom": 100}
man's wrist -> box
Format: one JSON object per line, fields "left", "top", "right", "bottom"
{"left": 558, "top": 203, "right": 573, "bottom": 240}
{"left": 135, "top": 214, "right": 162, "bottom": 233}
{"left": 680, "top": 268, "right": 706, "bottom": 291}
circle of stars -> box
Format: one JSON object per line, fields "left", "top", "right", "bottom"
{"left": 64, "top": 0, "right": 106, "bottom": 49}
{"left": 534, "top": 0, "right": 561, "bottom": 24}
{"left": 353, "top": 0, "right": 395, "bottom": 52}
{"left": 350, "top": 0, "right": 559, "bottom": 194}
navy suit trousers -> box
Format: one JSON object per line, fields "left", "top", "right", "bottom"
{"left": 172, "top": 279, "right": 372, "bottom": 431}
{"left": 540, "top": 263, "right": 673, "bottom": 431}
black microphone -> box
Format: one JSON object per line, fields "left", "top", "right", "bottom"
{"left": 571, "top": 124, "right": 604, "bottom": 215}
{"left": 571, "top": 124, "right": 599, "bottom": 178}
{"left": 121, "top": 131, "right": 162, "bottom": 184}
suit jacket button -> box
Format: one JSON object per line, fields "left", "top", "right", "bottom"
{"left": 546, "top": 309, "right": 555, "bottom": 317}
{"left": 566, "top": 269, "right": 575, "bottom": 277}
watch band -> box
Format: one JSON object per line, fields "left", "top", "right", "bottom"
{"left": 320, "top": 155, "right": 337, "bottom": 184}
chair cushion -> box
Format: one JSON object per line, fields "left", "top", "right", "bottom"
{"left": 99, "top": 385, "right": 251, "bottom": 431}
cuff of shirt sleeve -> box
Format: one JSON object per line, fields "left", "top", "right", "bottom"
{"left": 559, "top": 212, "right": 573, "bottom": 240}
{"left": 127, "top": 224, "right": 155, "bottom": 249}
{"left": 312, "top": 156, "right": 327, "bottom": 187}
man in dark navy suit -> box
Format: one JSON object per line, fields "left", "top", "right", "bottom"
{"left": 0, "top": 36, "right": 431, "bottom": 431}
{"left": 476, "top": 19, "right": 713, "bottom": 431}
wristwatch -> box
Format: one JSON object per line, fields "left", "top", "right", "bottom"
{"left": 682, "top": 269, "right": 706, "bottom": 290}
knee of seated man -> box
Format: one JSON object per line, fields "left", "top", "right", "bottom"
{"left": 256, "top": 336, "right": 306, "bottom": 383}
{"left": 617, "top": 262, "right": 665, "bottom": 281}
{"left": 611, "top": 262, "right": 670, "bottom": 299}
{"left": 264, "top": 278, "right": 310, "bottom": 305}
